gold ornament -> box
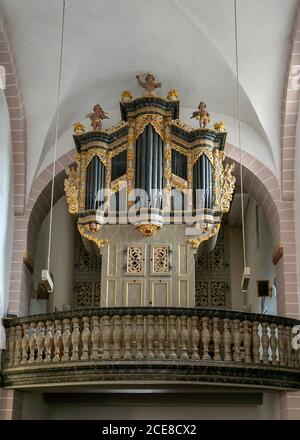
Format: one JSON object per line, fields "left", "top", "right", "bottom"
{"left": 64, "top": 165, "right": 79, "bottom": 214}
{"left": 137, "top": 224, "right": 161, "bottom": 237}
{"left": 220, "top": 163, "right": 236, "bottom": 212}
{"left": 167, "top": 89, "right": 179, "bottom": 101}
{"left": 77, "top": 224, "right": 108, "bottom": 249}
{"left": 121, "top": 90, "right": 133, "bottom": 103}
{"left": 189, "top": 224, "right": 221, "bottom": 249}
{"left": 73, "top": 122, "right": 85, "bottom": 135}
{"left": 214, "top": 121, "right": 226, "bottom": 132}
{"left": 134, "top": 114, "right": 164, "bottom": 141}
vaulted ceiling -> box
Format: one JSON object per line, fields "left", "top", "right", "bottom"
{"left": 0, "top": 0, "right": 297, "bottom": 192}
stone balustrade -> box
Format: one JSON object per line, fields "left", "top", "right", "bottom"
{"left": 1, "top": 307, "right": 300, "bottom": 390}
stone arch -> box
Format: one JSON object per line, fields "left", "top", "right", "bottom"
{"left": 226, "top": 144, "right": 298, "bottom": 318}
{"left": 0, "top": 15, "right": 27, "bottom": 215}
{"left": 281, "top": 1, "right": 300, "bottom": 201}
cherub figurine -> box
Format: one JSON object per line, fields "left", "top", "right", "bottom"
{"left": 86, "top": 104, "right": 109, "bottom": 131}
{"left": 191, "top": 101, "right": 211, "bottom": 129}
{"left": 136, "top": 73, "right": 162, "bottom": 95}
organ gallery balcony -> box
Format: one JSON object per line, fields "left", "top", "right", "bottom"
{"left": 1, "top": 307, "right": 300, "bottom": 391}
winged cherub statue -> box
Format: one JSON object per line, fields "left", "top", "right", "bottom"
{"left": 191, "top": 101, "right": 210, "bottom": 129}
{"left": 136, "top": 73, "right": 162, "bottom": 95}
{"left": 86, "top": 104, "right": 109, "bottom": 131}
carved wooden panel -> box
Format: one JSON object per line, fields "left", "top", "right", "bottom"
{"left": 211, "top": 282, "right": 226, "bottom": 306}
{"left": 151, "top": 245, "right": 170, "bottom": 275}
{"left": 195, "top": 281, "right": 209, "bottom": 306}
{"left": 126, "top": 245, "right": 145, "bottom": 275}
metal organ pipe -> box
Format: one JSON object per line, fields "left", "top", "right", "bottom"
{"left": 85, "top": 155, "right": 105, "bottom": 210}
{"left": 135, "top": 124, "right": 163, "bottom": 209}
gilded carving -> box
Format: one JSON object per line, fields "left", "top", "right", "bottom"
{"left": 220, "top": 163, "right": 236, "bottom": 212}
{"left": 214, "top": 121, "right": 226, "bottom": 132}
{"left": 137, "top": 224, "right": 160, "bottom": 237}
{"left": 64, "top": 165, "right": 79, "bottom": 214}
{"left": 189, "top": 224, "right": 221, "bottom": 249}
{"left": 135, "top": 114, "right": 164, "bottom": 141}
{"left": 121, "top": 90, "right": 133, "bottom": 103}
{"left": 171, "top": 174, "right": 187, "bottom": 191}
{"left": 191, "top": 146, "right": 214, "bottom": 166}
{"left": 167, "top": 89, "right": 179, "bottom": 101}
{"left": 85, "top": 148, "right": 107, "bottom": 168}
{"left": 73, "top": 122, "right": 85, "bottom": 135}
{"left": 77, "top": 224, "right": 108, "bottom": 249}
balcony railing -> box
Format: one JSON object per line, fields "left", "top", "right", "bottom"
{"left": 1, "top": 307, "right": 300, "bottom": 390}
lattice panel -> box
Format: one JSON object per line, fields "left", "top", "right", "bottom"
{"left": 209, "top": 245, "right": 225, "bottom": 271}
{"left": 74, "top": 235, "right": 102, "bottom": 308}
{"left": 94, "top": 282, "right": 101, "bottom": 306}
{"left": 126, "top": 246, "right": 144, "bottom": 274}
{"left": 79, "top": 243, "right": 93, "bottom": 272}
{"left": 195, "top": 221, "right": 230, "bottom": 308}
{"left": 153, "top": 246, "right": 169, "bottom": 274}
{"left": 195, "top": 282, "right": 209, "bottom": 306}
{"left": 76, "top": 282, "right": 92, "bottom": 306}
{"left": 196, "top": 255, "right": 208, "bottom": 271}
{"left": 211, "top": 282, "right": 226, "bottom": 306}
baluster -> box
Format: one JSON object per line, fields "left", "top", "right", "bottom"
{"left": 201, "top": 317, "right": 210, "bottom": 360}
{"left": 36, "top": 322, "right": 45, "bottom": 363}
{"left": 112, "top": 315, "right": 121, "bottom": 359}
{"left": 213, "top": 317, "right": 221, "bottom": 361}
{"left": 179, "top": 316, "right": 189, "bottom": 360}
{"left": 285, "top": 326, "right": 293, "bottom": 367}
{"left": 8, "top": 326, "right": 16, "bottom": 367}
{"left": 53, "top": 320, "right": 62, "bottom": 362}
{"left": 191, "top": 316, "right": 200, "bottom": 361}
{"left": 81, "top": 317, "right": 90, "bottom": 360}
{"left": 14, "top": 325, "right": 23, "bottom": 366}
{"left": 21, "top": 323, "right": 29, "bottom": 365}
{"left": 44, "top": 321, "right": 54, "bottom": 363}
{"left": 135, "top": 315, "right": 144, "bottom": 360}
{"left": 71, "top": 318, "right": 80, "bottom": 361}
{"left": 91, "top": 316, "right": 100, "bottom": 360}
{"left": 157, "top": 315, "right": 166, "bottom": 359}
{"left": 243, "top": 321, "right": 251, "bottom": 363}
{"left": 270, "top": 323, "right": 278, "bottom": 366}
{"left": 124, "top": 315, "right": 132, "bottom": 359}
{"left": 278, "top": 324, "right": 286, "bottom": 367}
{"left": 251, "top": 321, "right": 260, "bottom": 364}
{"left": 261, "top": 322, "right": 269, "bottom": 366}
{"left": 223, "top": 319, "right": 232, "bottom": 362}
{"left": 62, "top": 319, "right": 71, "bottom": 362}
{"left": 233, "top": 319, "right": 241, "bottom": 362}
{"left": 102, "top": 316, "right": 111, "bottom": 360}
{"left": 146, "top": 315, "right": 155, "bottom": 360}
{"left": 28, "top": 322, "right": 36, "bottom": 364}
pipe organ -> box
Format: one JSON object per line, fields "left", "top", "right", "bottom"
{"left": 65, "top": 81, "right": 235, "bottom": 307}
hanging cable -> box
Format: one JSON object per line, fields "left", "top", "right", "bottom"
{"left": 234, "top": 0, "right": 247, "bottom": 270}
{"left": 46, "top": 0, "right": 66, "bottom": 274}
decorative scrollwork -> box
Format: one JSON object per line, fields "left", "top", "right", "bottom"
{"left": 126, "top": 246, "right": 144, "bottom": 274}
{"left": 153, "top": 246, "right": 169, "bottom": 274}
{"left": 135, "top": 114, "right": 164, "bottom": 141}
{"left": 137, "top": 224, "right": 160, "bottom": 237}
{"left": 220, "top": 163, "right": 236, "bottom": 212}
{"left": 77, "top": 224, "right": 108, "bottom": 249}
{"left": 85, "top": 148, "right": 107, "bottom": 168}
{"left": 191, "top": 146, "right": 214, "bottom": 166}
{"left": 64, "top": 165, "right": 79, "bottom": 214}
{"left": 189, "top": 224, "right": 220, "bottom": 249}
